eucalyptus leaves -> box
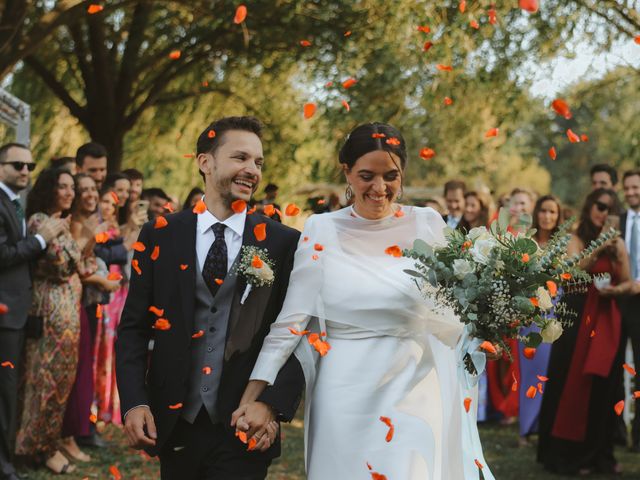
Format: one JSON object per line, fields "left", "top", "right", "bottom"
{"left": 404, "top": 207, "right": 618, "bottom": 375}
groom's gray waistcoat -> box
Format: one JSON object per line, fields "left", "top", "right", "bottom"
{"left": 182, "top": 259, "right": 238, "bottom": 424}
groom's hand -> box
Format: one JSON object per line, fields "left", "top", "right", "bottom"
{"left": 124, "top": 406, "right": 157, "bottom": 449}
{"left": 231, "top": 401, "right": 276, "bottom": 442}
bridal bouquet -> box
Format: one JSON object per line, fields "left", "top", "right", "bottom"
{"left": 404, "top": 208, "right": 617, "bottom": 375}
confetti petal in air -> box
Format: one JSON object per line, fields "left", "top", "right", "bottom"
{"left": 254, "top": 223, "right": 266, "bottom": 241}
{"left": 149, "top": 306, "right": 164, "bottom": 316}
{"left": 635, "top": 391, "right": 640, "bottom": 399}
{"left": 464, "top": 397, "right": 472, "bottom": 412}
{"left": 1, "top": 361, "right": 15, "bottom": 369}
{"left": 132, "top": 241, "right": 146, "bottom": 252}
{"left": 444, "top": 96, "right": 453, "bottom": 106}
{"left": 214, "top": 279, "right": 224, "bottom": 285}
{"left": 436, "top": 64, "right": 452, "bottom": 71}
{"left": 208, "top": 129, "right": 216, "bottom": 138}
{"left": 0, "top": 303, "right": 8, "bottom": 314}
{"left": 95, "top": 232, "right": 109, "bottom": 243}
{"left": 560, "top": 272, "right": 572, "bottom": 280}
{"left": 526, "top": 385, "right": 537, "bottom": 398}
{"left": 419, "top": 147, "right": 436, "bottom": 160}
{"left": 566, "top": 129, "right": 581, "bottom": 143}
{"left": 285, "top": 204, "right": 301, "bottom": 216}
{"left": 303, "top": 103, "right": 317, "bottom": 119}
{"left": 417, "top": 25, "right": 430, "bottom": 33}
{"left": 537, "top": 375, "right": 549, "bottom": 382}
{"left": 580, "top": 134, "right": 589, "bottom": 142}
{"left": 110, "top": 191, "right": 119, "bottom": 204}
{"left": 168, "top": 402, "right": 183, "bottom": 410}
{"left": 371, "top": 133, "right": 386, "bottom": 139}
{"left": 635, "top": 35, "right": 640, "bottom": 45}
{"left": 523, "top": 347, "right": 536, "bottom": 359}
{"left": 480, "top": 341, "right": 497, "bottom": 355}
{"left": 470, "top": 20, "right": 479, "bottom": 29}
{"left": 234, "top": 5, "right": 247, "bottom": 24}
{"left": 96, "top": 304, "right": 103, "bottom": 318}
{"left": 552, "top": 99, "right": 572, "bottom": 119}
{"left": 193, "top": 200, "right": 207, "bottom": 214}
{"left": 132, "top": 259, "right": 141, "bottom": 275}
{"left": 202, "top": 366, "right": 212, "bottom": 375}
{"left": 475, "top": 459, "right": 484, "bottom": 469}
{"left": 107, "top": 272, "right": 123, "bottom": 281}
{"left": 263, "top": 204, "right": 276, "bottom": 217}
{"left": 484, "top": 127, "right": 499, "bottom": 138}
{"left": 299, "top": 40, "right": 312, "bottom": 47}
{"left": 341, "top": 100, "right": 351, "bottom": 112}
{"left": 344, "top": 31, "right": 352, "bottom": 37}
{"left": 546, "top": 280, "right": 558, "bottom": 296}
{"left": 236, "top": 430, "right": 248, "bottom": 443}
{"left": 623, "top": 363, "right": 637, "bottom": 376}
{"left": 488, "top": 7, "right": 497, "bottom": 24}
{"left": 151, "top": 245, "right": 160, "bottom": 261}
{"left": 247, "top": 437, "right": 257, "bottom": 451}
{"left": 522, "top": 253, "right": 530, "bottom": 263}
{"left": 231, "top": 199, "right": 247, "bottom": 213}
{"left": 549, "top": 146, "right": 557, "bottom": 160}
{"left": 385, "top": 245, "right": 402, "bottom": 257}
{"left": 180, "top": 264, "right": 188, "bottom": 270}
{"left": 512, "top": 371, "right": 518, "bottom": 391}
{"left": 615, "top": 400, "right": 625, "bottom": 416}
{"left": 155, "top": 216, "right": 168, "bottom": 229}
{"left": 459, "top": 0, "right": 467, "bottom": 13}
{"left": 163, "top": 202, "right": 174, "bottom": 213}
{"left": 87, "top": 4, "right": 104, "bottom": 14}
{"left": 288, "top": 327, "right": 310, "bottom": 336}
{"left": 423, "top": 41, "right": 433, "bottom": 52}
{"left": 342, "top": 78, "right": 357, "bottom": 89}
{"left": 519, "top": 0, "right": 539, "bottom": 13}
{"left": 386, "top": 137, "right": 401, "bottom": 146}
{"left": 379, "top": 416, "right": 395, "bottom": 442}
{"left": 314, "top": 243, "right": 324, "bottom": 251}
{"left": 109, "top": 465, "right": 122, "bottom": 480}
{"left": 153, "top": 318, "right": 171, "bottom": 330}
{"left": 192, "top": 330, "right": 204, "bottom": 338}
{"left": 168, "top": 50, "right": 181, "bottom": 60}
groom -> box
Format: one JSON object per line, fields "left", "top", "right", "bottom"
{"left": 116, "top": 116, "right": 304, "bottom": 479}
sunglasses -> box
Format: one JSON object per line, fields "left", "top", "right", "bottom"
{"left": 1, "top": 161, "right": 36, "bottom": 172}
{"left": 594, "top": 201, "right": 610, "bottom": 212}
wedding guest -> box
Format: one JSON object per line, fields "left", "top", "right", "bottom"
{"left": 64, "top": 174, "right": 119, "bottom": 452}
{"left": 104, "top": 172, "right": 131, "bottom": 209}
{"left": 259, "top": 183, "right": 282, "bottom": 222}
{"left": 75, "top": 142, "right": 108, "bottom": 189}
{"left": 122, "top": 168, "right": 144, "bottom": 204}
{"left": 443, "top": 179, "right": 466, "bottom": 228}
{"left": 327, "top": 192, "right": 343, "bottom": 212}
{"left": 49, "top": 156, "right": 77, "bottom": 175}
{"left": 94, "top": 186, "right": 128, "bottom": 425}
{"left": 538, "top": 188, "right": 630, "bottom": 475}
{"left": 518, "top": 195, "right": 563, "bottom": 446}
{"left": 140, "top": 187, "right": 171, "bottom": 220}
{"left": 457, "top": 190, "right": 491, "bottom": 231}
{"left": 182, "top": 187, "right": 204, "bottom": 210}
{"left": 0, "top": 144, "right": 65, "bottom": 480}
{"left": 591, "top": 164, "right": 618, "bottom": 191}
{"left": 619, "top": 169, "right": 640, "bottom": 450}
{"left": 15, "top": 168, "right": 82, "bottom": 475}
{"left": 508, "top": 187, "right": 536, "bottom": 231}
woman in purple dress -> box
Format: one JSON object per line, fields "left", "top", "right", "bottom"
{"left": 518, "top": 195, "right": 563, "bottom": 445}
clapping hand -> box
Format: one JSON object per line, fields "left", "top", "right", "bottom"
{"left": 231, "top": 401, "right": 279, "bottom": 452}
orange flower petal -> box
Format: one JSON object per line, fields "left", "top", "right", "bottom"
{"left": 303, "top": 103, "right": 317, "bottom": 119}
{"left": 233, "top": 4, "right": 247, "bottom": 24}
{"left": 526, "top": 385, "right": 538, "bottom": 398}
{"left": 615, "top": 399, "right": 625, "bottom": 416}
{"left": 300, "top": 39, "right": 312, "bottom": 47}
{"left": 1, "top": 361, "right": 15, "bottom": 369}
{"left": 522, "top": 253, "right": 530, "bottom": 262}
{"left": 464, "top": 397, "right": 472, "bottom": 413}
{"left": 459, "top": 0, "right": 467, "bottom": 13}
{"left": 519, "top": 0, "right": 539, "bottom": 13}
{"left": 0, "top": 303, "right": 8, "bottom": 314}
{"left": 153, "top": 318, "right": 171, "bottom": 330}
{"left": 251, "top": 255, "right": 264, "bottom": 269}
{"left": 148, "top": 306, "right": 164, "bottom": 316}
{"left": 419, "top": 147, "right": 436, "bottom": 160}
{"left": 96, "top": 304, "right": 103, "bottom": 319}
{"left": 314, "top": 243, "right": 324, "bottom": 251}
{"left": 470, "top": 20, "right": 479, "bottom": 29}
{"left": 168, "top": 50, "right": 181, "bottom": 60}
{"left": 379, "top": 416, "right": 394, "bottom": 442}
{"left": 163, "top": 202, "right": 174, "bottom": 213}
{"left": 95, "top": 232, "right": 109, "bottom": 244}
{"left": 560, "top": 272, "right": 572, "bottom": 280}
{"left": 634, "top": 391, "right": 640, "bottom": 399}
{"left": 87, "top": 4, "right": 104, "bottom": 14}
{"left": 107, "top": 272, "right": 123, "bottom": 281}
{"left": 235, "top": 430, "right": 248, "bottom": 444}
{"left": 546, "top": 280, "right": 558, "bottom": 297}
{"left": 342, "top": 78, "right": 357, "bottom": 89}
{"left": 623, "top": 363, "right": 637, "bottom": 376}
{"left": 208, "top": 129, "right": 216, "bottom": 138}
{"left": 384, "top": 245, "right": 402, "bottom": 257}
{"left": 288, "top": 327, "right": 310, "bottom": 336}
{"left": 263, "top": 204, "right": 276, "bottom": 217}
{"left": 341, "top": 99, "right": 351, "bottom": 112}
{"left": 168, "top": 402, "right": 183, "bottom": 410}
{"left": 566, "top": 128, "right": 581, "bottom": 143}
{"left": 192, "top": 330, "right": 205, "bottom": 338}
{"left": 180, "top": 264, "right": 189, "bottom": 270}
{"left": 549, "top": 146, "right": 557, "bottom": 160}
{"left": 254, "top": 223, "right": 266, "bottom": 241}
{"left": 193, "top": 199, "right": 207, "bottom": 214}
{"left": 484, "top": 127, "right": 499, "bottom": 138}
{"left": 417, "top": 25, "right": 431, "bottom": 33}
{"left": 386, "top": 137, "right": 401, "bottom": 146}
{"left": 151, "top": 245, "right": 160, "bottom": 261}
{"left": 214, "top": 278, "right": 224, "bottom": 285}
{"left": 551, "top": 98, "right": 572, "bottom": 119}
{"left": 479, "top": 341, "right": 497, "bottom": 355}
{"left": 537, "top": 375, "right": 549, "bottom": 382}
{"left": 109, "top": 465, "right": 122, "bottom": 480}
{"left": 155, "top": 216, "right": 168, "bottom": 229}
{"left": 580, "top": 134, "right": 589, "bottom": 142}
{"left": 371, "top": 133, "right": 386, "bottom": 139}
{"left": 132, "top": 259, "right": 141, "bottom": 275}
{"left": 202, "top": 366, "right": 212, "bottom": 375}
{"left": 523, "top": 347, "right": 536, "bottom": 359}
{"left": 285, "top": 204, "right": 301, "bottom": 216}
{"left": 436, "top": 64, "right": 452, "bottom": 71}
{"left": 443, "top": 96, "right": 453, "bottom": 106}
{"left": 530, "top": 297, "right": 539, "bottom": 307}
{"left": 132, "top": 241, "right": 146, "bottom": 252}
{"left": 475, "top": 459, "right": 484, "bottom": 470}
{"left": 231, "top": 199, "right": 247, "bottom": 214}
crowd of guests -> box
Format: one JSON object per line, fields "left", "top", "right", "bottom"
{"left": 1, "top": 136, "right": 639, "bottom": 478}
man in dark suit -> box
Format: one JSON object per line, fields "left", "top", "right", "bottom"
{"left": 442, "top": 179, "right": 466, "bottom": 229}
{"left": 116, "top": 117, "right": 304, "bottom": 479}
{"left": 0, "top": 143, "right": 66, "bottom": 480}
{"left": 620, "top": 169, "right": 640, "bottom": 450}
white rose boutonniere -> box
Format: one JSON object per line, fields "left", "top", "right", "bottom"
{"left": 237, "top": 246, "right": 275, "bottom": 304}
{"left": 541, "top": 319, "right": 564, "bottom": 343}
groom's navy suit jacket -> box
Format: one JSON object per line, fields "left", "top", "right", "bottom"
{"left": 116, "top": 209, "right": 304, "bottom": 459}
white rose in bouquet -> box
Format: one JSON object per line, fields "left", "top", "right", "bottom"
{"left": 453, "top": 259, "right": 475, "bottom": 279}
{"left": 247, "top": 263, "right": 275, "bottom": 283}
{"left": 541, "top": 319, "right": 564, "bottom": 343}
{"left": 468, "top": 226, "right": 489, "bottom": 241}
{"left": 536, "top": 286, "right": 554, "bottom": 311}
{"left": 469, "top": 236, "right": 498, "bottom": 265}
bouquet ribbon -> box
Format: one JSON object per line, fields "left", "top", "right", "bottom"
{"left": 456, "top": 324, "right": 487, "bottom": 389}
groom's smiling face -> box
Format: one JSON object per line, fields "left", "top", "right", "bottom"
{"left": 202, "top": 130, "right": 264, "bottom": 205}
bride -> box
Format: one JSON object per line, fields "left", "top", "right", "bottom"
{"left": 233, "top": 123, "right": 494, "bottom": 479}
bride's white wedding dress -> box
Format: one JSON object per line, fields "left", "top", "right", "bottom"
{"left": 250, "top": 206, "right": 493, "bottom": 479}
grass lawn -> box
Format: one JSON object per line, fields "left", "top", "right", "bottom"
{"left": 19, "top": 419, "right": 640, "bottom": 479}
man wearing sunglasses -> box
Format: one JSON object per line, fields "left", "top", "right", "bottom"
{"left": 0, "top": 142, "right": 66, "bottom": 480}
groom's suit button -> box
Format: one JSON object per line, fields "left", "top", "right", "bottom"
{"left": 209, "top": 327, "right": 216, "bottom": 333}
{"left": 207, "top": 346, "right": 213, "bottom": 352}
{"left": 202, "top": 386, "right": 209, "bottom": 392}
{"left": 210, "top": 306, "right": 217, "bottom": 313}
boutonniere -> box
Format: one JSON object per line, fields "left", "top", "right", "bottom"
{"left": 237, "top": 246, "right": 275, "bottom": 304}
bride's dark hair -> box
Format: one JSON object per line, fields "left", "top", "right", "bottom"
{"left": 338, "top": 122, "right": 408, "bottom": 170}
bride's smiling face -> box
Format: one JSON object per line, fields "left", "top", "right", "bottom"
{"left": 344, "top": 150, "right": 402, "bottom": 220}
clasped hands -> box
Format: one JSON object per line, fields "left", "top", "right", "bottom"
{"left": 231, "top": 401, "right": 279, "bottom": 452}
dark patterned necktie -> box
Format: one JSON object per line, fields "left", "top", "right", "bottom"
{"left": 202, "top": 223, "right": 228, "bottom": 297}
{"left": 12, "top": 198, "right": 25, "bottom": 225}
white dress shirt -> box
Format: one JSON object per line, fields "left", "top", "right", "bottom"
{"left": 446, "top": 215, "right": 462, "bottom": 229}
{"left": 196, "top": 206, "right": 246, "bottom": 272}
{"left": 625, "top": 208, "right": 640, "bottom": 281}
{"left": 0, "top": 181, "right": 46, "bottom": 249}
